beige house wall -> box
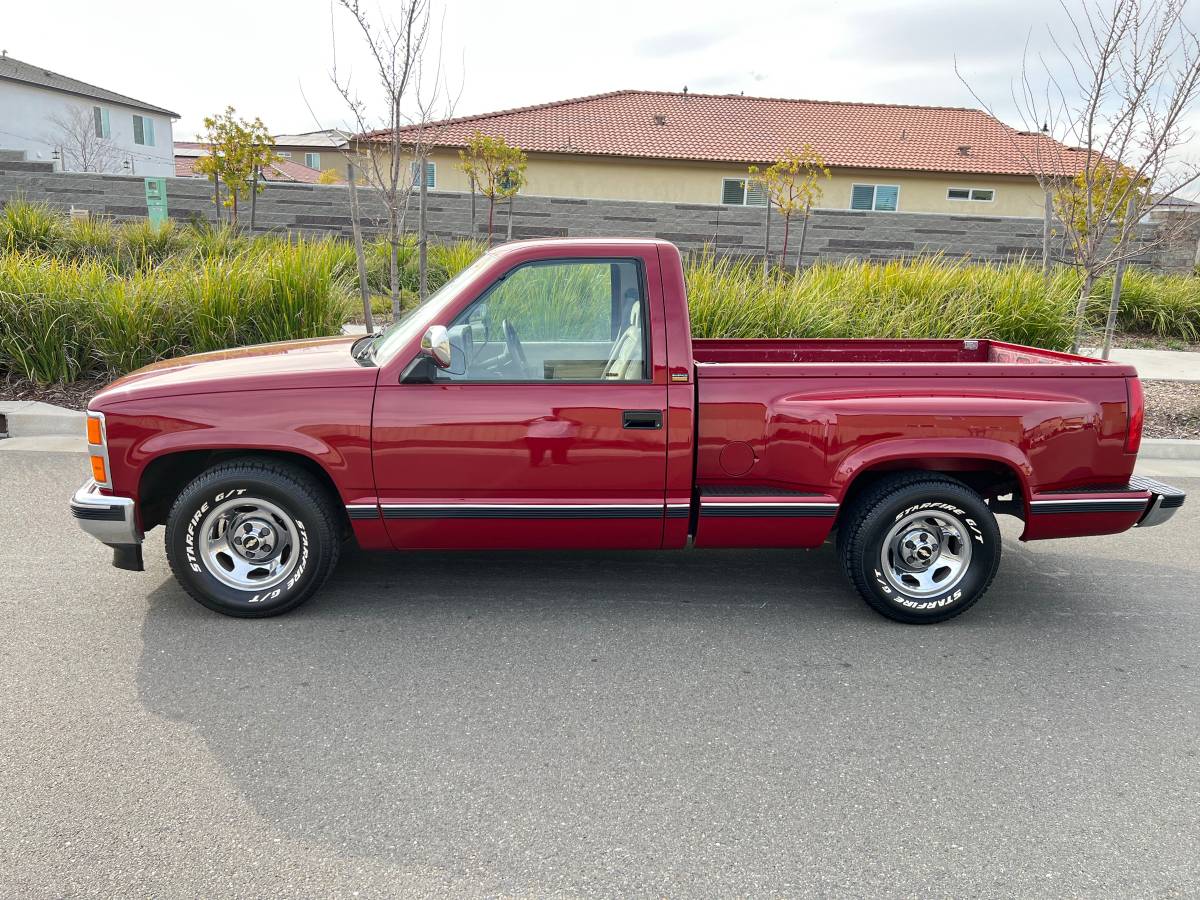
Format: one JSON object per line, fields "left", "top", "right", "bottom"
{"left": 374, "top": 146, "right": 1048, "bottom": 217}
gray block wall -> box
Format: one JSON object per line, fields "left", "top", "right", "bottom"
{"left": 2, "top": 157, "right": 1197, "bottom": 274}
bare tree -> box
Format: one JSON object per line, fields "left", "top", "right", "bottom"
{"left": 959, "top": 0, "right": 1200, "bottom": 353}
{"left": 331, "top": 0, "right": 431, "bottom": 320}
{"left": 47, "top": 104, "right": 121, "bottom": 174}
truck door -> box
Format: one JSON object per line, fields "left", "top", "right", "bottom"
{"left": 371, "top": 254, "right": 670, "bottom": 550}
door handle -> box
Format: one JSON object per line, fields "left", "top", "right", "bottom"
{"left": 623, "top": 410, "right": 663, "bottom": 430}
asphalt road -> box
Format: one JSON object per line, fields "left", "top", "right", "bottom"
{"left": 2, "top": 450, "right": 1198, "bottom": 898}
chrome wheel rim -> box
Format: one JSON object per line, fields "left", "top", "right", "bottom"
{"left": 880, "top": 509, "right": 973, "bottom": 599}
{"left": 197, "top": 497, "right": 300, "bottom": 591}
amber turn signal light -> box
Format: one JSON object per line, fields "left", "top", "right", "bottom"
{"left": 86, "top": 416, "right": 103, "bottom": 445}
{"left": 90, "top": 455, "right": 107, "bottom": 484}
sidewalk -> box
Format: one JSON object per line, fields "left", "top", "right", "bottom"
{"left": 1080, "top": 346, "right": 1200, "bottom": 381}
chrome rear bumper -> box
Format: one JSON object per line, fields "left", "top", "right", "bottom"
{"left": 70, "top": 479, "right": 144, "bottom": 569}
{"left": 1133, "top": 476, "right": 1187, "bottom": 528}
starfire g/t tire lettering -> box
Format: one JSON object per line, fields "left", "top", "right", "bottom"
{"left": 165, "top": 460, "right": 341, "bottom": 618}
{"left": 838, "top": 474, "right": 1001, "bottom": 624}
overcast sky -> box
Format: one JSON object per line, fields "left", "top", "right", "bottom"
{"left": 4, "top": 0, "right": 1199, "bottom": 161}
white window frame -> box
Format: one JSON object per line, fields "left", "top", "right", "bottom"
{"left": 132, "top": 114, "right": 155, "bottom": 147}
{"left": 850, "top": 183, "right": 900, "bottom": 212}
{"left": 947, "top": 187, "right": 996, "bottom": 202}
{"left": 721, "top": 177, "right": 767, "bottom": 207}
{"left": 276, "top": 151, "right": 292, "bottom": 158}
{"left": 304, "top": 152, "right": 321, "bottom": 169}
{"left": 410, "top": 160, "right": 436, "bottom": 190}
{"left": 93, "top": 106, "right": 111, "bottom": 139}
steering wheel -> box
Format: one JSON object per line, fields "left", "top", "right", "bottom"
{"left": 502, "top": 319, "right": 531, "bottom": 377}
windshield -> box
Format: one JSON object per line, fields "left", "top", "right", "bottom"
{"left": 369, "top": 252, "right": 494, "bottom": 365}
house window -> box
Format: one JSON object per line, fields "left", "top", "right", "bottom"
{"left": 93, "top": 106, "right": 110, "bottom": 139}
{"left": 721, "top": 177, "right": 767, "bottom": 206}
{"left": 948, "top": 187, "right": 995, "bottom": 202}
{"left": 410, "top": 160, "right": 436, "bottom": 189}
{"left": 304, "top": 152, "right": 321, "bottom": 169}
{"left": 277, "top": 151, "right": 292, "bottom": 158}
{"left": 132, "top": 115, "right": 155, "bottom": 147}
{"left": 850, "top": 183, "right": 899, "bottom": 211}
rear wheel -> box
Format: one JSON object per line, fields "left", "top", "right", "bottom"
{"left": 165, "top": 460, "right": 342, "bottom": 617}
{"left": 838, "top": 474, "right": 1001, "bottom": 623}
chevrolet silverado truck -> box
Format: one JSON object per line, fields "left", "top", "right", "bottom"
{"left": 71, "top": 238, "right": 1186, "bottom": 623}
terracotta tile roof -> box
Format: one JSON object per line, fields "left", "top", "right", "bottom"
{"left": 173, "top": 145, "right": 337, "bottom": 184}
{"left": 361, "top": 89, "right": 1088, "bottom": 177}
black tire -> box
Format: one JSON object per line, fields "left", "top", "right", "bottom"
{"left": 838, "top": 474, "right": 1001, "bottom": 624}
{"left": 165, "top": 459, "right": 342, "bottom": 618}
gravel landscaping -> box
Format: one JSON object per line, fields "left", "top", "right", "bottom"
{"left": 1143, "top": 379, "right": 1200, "bottom": 439}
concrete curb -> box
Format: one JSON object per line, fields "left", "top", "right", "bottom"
{"left": 0, "top": 401, "right": 85, "bottom": 439}
{"left": 1140, "top": 438, "right": 1200, "bottom": 460}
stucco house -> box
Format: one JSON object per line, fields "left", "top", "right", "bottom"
{"left": 272, "top": 130, "right": 353, "bottom": 176}
{"left": 362, "top": 89, "right": 1088, "bottom": 218}
{"left": 0, "top": 52, "right": 177, "bottom": 177}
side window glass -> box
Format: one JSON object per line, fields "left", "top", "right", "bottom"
{"left": 440, "top": 259, "right": 646, "bottom": 382}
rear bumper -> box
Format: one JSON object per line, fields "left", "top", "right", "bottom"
{"left": 1135, "top": 477, "right": 1187, "bottom": 528}
{"left": 1023, "top": 475, "right": 1186, "bottom": 540}
{"left": 70, "top": 479, "right": 144, "bottom": 570}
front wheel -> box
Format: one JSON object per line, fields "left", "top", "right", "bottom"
{"left": 165, "top": 460, "right": 342, "bottom": 617}
{"left": 838, "top": 474, "right": 1001, "bottom": 623}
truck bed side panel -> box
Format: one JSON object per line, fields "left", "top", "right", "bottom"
{"left": 693, "top": 373, "right": 1135, "bottom": 547}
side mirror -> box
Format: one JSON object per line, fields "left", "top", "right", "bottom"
{"left": 420, "top": 325, "right": 452, "bottom": 369}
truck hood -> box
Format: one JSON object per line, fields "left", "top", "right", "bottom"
{"left": 91, "top": 336, "right": 379, "bottom": 407}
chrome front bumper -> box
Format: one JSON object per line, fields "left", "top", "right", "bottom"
{"left": 70, "top": 479, "right": 144, "bottom": 569}
{"left": 1133, "top": 477, "right": 1187, "bottom": 528}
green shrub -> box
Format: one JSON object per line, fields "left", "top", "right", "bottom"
{"left": 1, "top": 200, "right": 64, "bottom": 254}
{"left": 686, "top": 253, "right": 1080, "bottom": 350}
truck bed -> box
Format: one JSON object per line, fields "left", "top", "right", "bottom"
{"left": 692, "top": 338, "right": 1136, "bottom": 377}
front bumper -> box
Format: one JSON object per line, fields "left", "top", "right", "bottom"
{"left": 70, "top": 479, "right": 144, "bottom": 570}
{"left": 1135, "top": 477, "right": 1187, "bottom": 528}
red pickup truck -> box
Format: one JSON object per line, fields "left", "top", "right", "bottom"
{"left": 72, "top": 238, "right": 1185, "bottom": 623}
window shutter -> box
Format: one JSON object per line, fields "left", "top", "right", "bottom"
{"left": 850, "top": 184, "right": 874, "bottom": 210}
{"left": 425, "top": 161, "right": 436, "bottom": 188}
{"left": 722, "top": 178, "right": 746, "bottom": 205}
{"left": 874, "top": 185, "right": 898, "bottom": 211}
{"left": 745, "top": 180, "right": 767, "bottom": 206}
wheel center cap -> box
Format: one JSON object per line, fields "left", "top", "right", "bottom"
{"left": 232, "top": 518, "right": 278, "bottom": 561}
{"left": 899, "top": 528, "right": 940, "bottom": 569}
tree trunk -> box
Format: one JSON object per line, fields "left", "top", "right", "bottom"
{"left": 389, "top": 211, "right": 401, "bottom": 321}
{"left": 796, "top": 207, "right": 810, "bottom": 275}
{"left": 1101, "top": 258, "right": 1127, "bottom": 360}
{"left": 506, "top": 197, "right": 514, "bottom": 241}
{"left": 250, "top": 168, "right": 258, "bottom": 232}
{"left": 469, "top": 175, "right": 477, "bottom": 235}
{"left": 1042, "top": 190, "right": 1052, "bottom": 283}
{"left": 346, "top": 162, "right": 373, "bottom": 332}
{"left": 1071, "top": 270, "right": 1095, "bottom": 354}
{"left": 418, "top": 154, "right": 429, "bottom": 302}
{"left": 762, "top": 199, "right": 771, "bottom": 288}
{"left": 486, "top": 196, "right": 495, "bottom": 248}
{"left": 780, "top": 215, "right": 791, "bottom": 270}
